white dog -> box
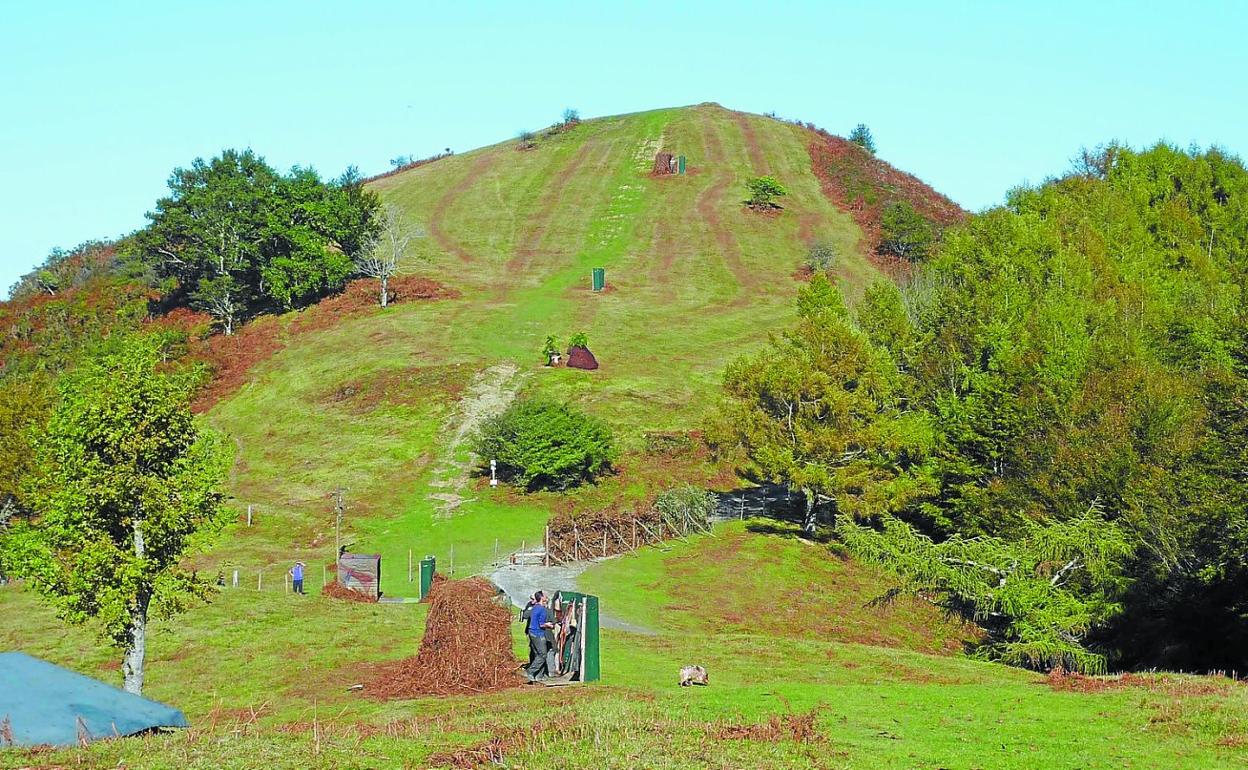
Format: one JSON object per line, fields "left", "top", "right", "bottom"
{"left": 679, "top": 665, "right": 709, "bottom": 686}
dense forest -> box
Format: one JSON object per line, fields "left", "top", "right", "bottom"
{"left": 718, "top": 142, "right": 1248, "bottom": 672}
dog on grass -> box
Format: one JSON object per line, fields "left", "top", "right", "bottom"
{"left": 679, "top": 665, "right": 709, "bottom": 687}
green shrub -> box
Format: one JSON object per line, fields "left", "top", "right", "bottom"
{"left": 654, "top": 485, "right": 718, "bottom": 529}
{"left": 745, "top": 176, "right": 788, "bottom": 209}
{"left": 542, "top": 335, "right": 560, "bottom": 361}
{"left": 848, "top": 123, "right": 876, "bottom": 154}
{"left": 472, "top": 398, "right": 616, "bottom": 490}
{"left": 804, "top": 241, "right": 838, "bottom": 273}
{"left": 569, "top": 331, "right": 589, "bottom": 348}
{"left": 879, "top": 201, "right": 934, "bottom": 260}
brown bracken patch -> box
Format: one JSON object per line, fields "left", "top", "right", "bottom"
{"left": 322, "top": 581, "right": 378, "bottom": 603}
{"left": 710, "top": 708, "right": 822, "bottom": 743}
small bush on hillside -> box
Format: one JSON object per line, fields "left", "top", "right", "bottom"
{"left": 655, "top": 485, "right": 718, "bottom": 529}
{"left": 879, "top": 201, "right": 935, "bottom": 260}
{"left": 569, "top": 331, "right": 589, "bottom": 348}
{"left": 472, "top": 398, "right": 616, "bottom": 490}
{"left": 849, "top": 123, "right": 876, "bottom": 155}
{"left": 746, "top": 176, "right": 788, "bottom": 209}
{"left": 516, "top": 129, "right": 536, "bottom": 150}
{"left": 804, "top": 241, "right": 838, "bottom": 273}
{"left": 562, "top": 108, "right": 580, "bottom": 125}
{"left": 542, "top": 335, "right": 560, "bottom": 362}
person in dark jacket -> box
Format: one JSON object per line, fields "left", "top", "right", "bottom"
{"left": 525, "top": 591, "right": 554, "bottom": 682}
{"left": 520, "top": 594, "right": 537, "bottom": 665}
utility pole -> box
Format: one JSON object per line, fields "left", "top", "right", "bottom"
{"left": 333, "top": 488, "right": 345, "bottom": 557}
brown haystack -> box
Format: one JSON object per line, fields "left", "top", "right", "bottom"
{"left": 566, "top": 345, "right": 598, "bottom": 370}
{"left": 364, "top": 577, "right": 522, "bottom": 698}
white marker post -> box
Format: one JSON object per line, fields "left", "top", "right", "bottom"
{"left": 490, "top": 459, "right": 498, "bottom": 488}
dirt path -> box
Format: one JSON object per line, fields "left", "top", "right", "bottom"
{"left": 506, "top": 142, "right": 597, "bottom": 275}
{"left": 429, "top": 154, "right": 496, "bottom": 264}
{"left": 428, "top": 362, "right": 522, "bottom": 516}
{"left": 733, "top": 111, "right": 771, "bottom": 176}
{"left": 695, "top": 113, "right": 754, "bottom": 305}
{"left": 489, "top": 558, "right": 656, "bottom": 634}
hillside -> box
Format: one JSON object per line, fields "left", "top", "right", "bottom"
{"left": 5, "top": 105, "right": 1248, "bottom": 768}
{"left": 203, "top": 103, "right": 893, "bottom": 593}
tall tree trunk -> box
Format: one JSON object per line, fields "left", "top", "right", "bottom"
{"left": 380, "top": 275, "right": 389, "bottom": 308}
{"left": 123, "top": 516, "right": 148, "bottom": 695}
{"left": 802, "top": 487, "right": 817, "bottom": 537}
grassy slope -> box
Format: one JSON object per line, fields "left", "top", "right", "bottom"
{"left": 204, "top": 103, "right": 875, "bottom": 595}
{"left": 5, "top": 104, "right": 1248, "bottom": 767}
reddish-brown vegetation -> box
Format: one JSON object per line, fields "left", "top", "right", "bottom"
{"left": 710, "top": 708, "right": 822, "bottom": 743}
{"left": 362, "top": 577, "right": 521, "bottom": 698}
{"left": 1045, "top": 667, "right": 1240, "bottom": 696}
{"left": 322, "top": 580, "right": 378, "bottom": 604}
{"left": 191, "top": 276, "right": 456, "bottom": 411}
{"left": 804, "top": 125, "right": 965, "bottom": 268}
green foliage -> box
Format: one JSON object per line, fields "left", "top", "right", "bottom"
{"left": 803, "top": 241, "right": 838, "bottom": 273}
{"left": 132, "top": 149, "right": 380, "bottom": 331}
{"left": 562, "top": 108, "right": 580, "bottom": 125}
{"left": 8, "top": 240, "right": 117, "bottom": 300}
{"left": 471, "top": 398, "right": 616, "bottom": 490}
{"left": 654, "top": 485, "right": 718, "bottom": 530}
{"left": 3, "top": 338, "right": 229, "bottom": 657}
{"left": 839, "top": 511, "right": 1131, "bottom": 673}
{"left": 716, "top": 274, "right": 934, "bottom": 532}
{"left": 542, "top": 334, "right": 561, "bottom": 361}
{"left": 879, "top": 200, "right": 935, "bottom": 260}
{"left": 517, "top": 129, "right": 536, "bottom": 149}
{"left": 848, "top": 123, "right": 876, "bottom": 154}
{"left": 720, "top": 142, "right": 1248, "bottom": 670}
{"left": 745, "top": 176, "right": 788, "bottom": 209}
{"left": 569, "top": 331, "right": 589, "bottom": 348}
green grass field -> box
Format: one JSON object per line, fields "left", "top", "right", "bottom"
{"left": 4, "top": 104, "right": 1247, "bottom": 768}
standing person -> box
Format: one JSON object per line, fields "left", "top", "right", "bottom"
{"left": 520, "top": 593, "right": 537, "bottom": 665}
{"left": 289, "top": 561, "right": 305, "bottom": 595}
{"left": 526, "top": 591, "right": 554, "bottom": 682}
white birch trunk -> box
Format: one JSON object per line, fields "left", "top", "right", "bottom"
{"left": 122, "top": 516, "right": 148, "bottom": 695}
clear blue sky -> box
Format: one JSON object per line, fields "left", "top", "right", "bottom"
{"left": 2, "top": 0, "right": 1245, "bottom": 292}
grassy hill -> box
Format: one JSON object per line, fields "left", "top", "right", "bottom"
{"left": 204, "top": 102, "right": 883, "bottom": 595}
{"left": 4, "top": 104, "right": 1248, "bottom": 768}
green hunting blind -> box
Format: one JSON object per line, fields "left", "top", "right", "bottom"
{"left": 591, "top": 267, "right": 605, "bottom": 292}
{"left": 419, "top": 555, "right": 436, "bottom": 599}
{"left": 550, "top": 590, "right": 600, "bottom": 682}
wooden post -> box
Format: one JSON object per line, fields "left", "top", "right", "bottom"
{"left": 449, "top": 544, "right": 454, "bottom": 576}
{"left": 573, "top": 524, "right": 579, "bottom": 562}
{"left": 257, "top": 572, "right": 262, "bottom": 591}
{"left": 408, "top": 549, "right": 413, "bottom": 583}
{"left": 247, "top": 505, "right": 253, "bottom": 527}
{"left": 633, "top": 519, "right": 637, "bottom": 550}
{"left": 544, "top": 526, "right": 550, "bottom": 566}
{"left": 232, "top": 569, "right": 239, "bottom": 588}
{"left": 494, "top": 538, "right": 499, "bottom": 562}
{"left": 603, "top": 530, "right": 608, "bottom": 558}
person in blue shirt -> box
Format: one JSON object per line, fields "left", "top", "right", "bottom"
{"left": 526, "top": 591, "right": 554, "bottom": 681}
{"left": 289, "top": 561, "right": 305, "bottom": 595}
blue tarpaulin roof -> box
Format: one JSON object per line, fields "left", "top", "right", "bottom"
{"left": 0, "top": 652, "right": 189, "bottom": 747}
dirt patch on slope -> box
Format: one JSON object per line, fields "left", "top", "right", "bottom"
{"left": 695, "top": 112, "right": 754, "bottom": 305}
{"left": 361, "top": 577, "right": 522, "bottom": 697}
{"left": 430, "top": 154, "right": 497, "bottom": 263}
{"left": 732, "top": 111, "right": 771, "bottom": 176}
{"left": 506, "top": 142, "right": 596, "bottom": 276}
